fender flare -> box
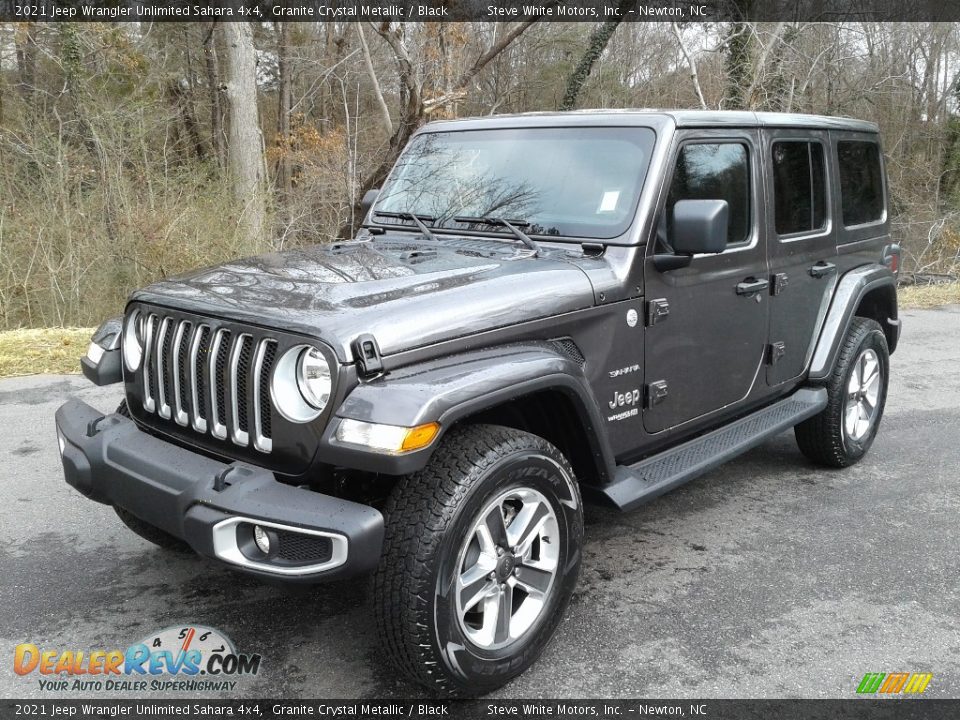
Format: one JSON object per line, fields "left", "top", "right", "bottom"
{"left": 808, "top": 264, "right": 898, "bottom": 382}
{"left": 318, "top": 343, "right": 615, "bottom": 478}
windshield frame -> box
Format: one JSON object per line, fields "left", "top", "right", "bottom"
{"left": 368, "top": 123, "right": 660, "bottom": 245}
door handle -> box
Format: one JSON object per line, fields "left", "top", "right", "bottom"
{"left": 736, "top": 277, "right": 769, "bottom": 295}
{"left": 809, "top": 261, "right": 837, "bottom": 279}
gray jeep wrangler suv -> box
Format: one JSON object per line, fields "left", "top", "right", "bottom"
{"left": 57, "top": 110, "right": 900, "bottom": 695}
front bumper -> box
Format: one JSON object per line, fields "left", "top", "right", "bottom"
{"left": 55, "top": 399, "right": 384, "bottom": 583}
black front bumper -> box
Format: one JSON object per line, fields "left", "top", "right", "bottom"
{"left": 55, "top": 399, "right": 384, "bottom": 583}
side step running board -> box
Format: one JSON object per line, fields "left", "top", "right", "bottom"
{"left": 594, "top": 388, "right": 827, "bottom": 512}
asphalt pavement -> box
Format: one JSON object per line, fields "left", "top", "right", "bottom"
{"left": 2, "top": 305, "right": 959, "bottom": 700}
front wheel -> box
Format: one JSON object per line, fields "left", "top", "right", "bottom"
{"left": 373, "top": 424, "right": 583, "bottom": 696}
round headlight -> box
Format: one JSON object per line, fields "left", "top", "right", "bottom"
{"left": 271, "top": 344, "right": 332, "bottom": 424}
{"left": 297, "top": 347, "right": 332, "bottom": 410}
{"left": 122, "top": 310, "right": 144, "bottom": 372}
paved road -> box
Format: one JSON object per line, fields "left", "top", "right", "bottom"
{"left": 2, "top": 306, "right": 959, "bottom": 700}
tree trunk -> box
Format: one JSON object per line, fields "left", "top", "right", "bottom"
{"left": 671, "top": 21, "right": 708, "bottom": 109}
{"left": 15, "top": 22, "right": 38, "bottom": 107}
{"left": 204, "top": 22, "right": 226, "bottom": 169}
{"left": 724, "top": 23, "right": 752, "bottom": 110}
{"left": 358, "top": 23, "right": 392, "bottom": 135}
{"left": 276, "top": 21, "right": 293, "bottom": 198}
{"left": 559, "top": 1, "right": 629, "bottom": 111}
{"left": 168, "top": 80, "right": 208, "bottom": 161}
{"left": 222, "top": 22, "right": 267, "bottom": 250}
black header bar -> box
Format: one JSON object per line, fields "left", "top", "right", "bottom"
{"left": 1, "top": 0, "right": 958, "bottom": 23}
{"left": 2, "top": 699, "right": 960, "bottom": 719}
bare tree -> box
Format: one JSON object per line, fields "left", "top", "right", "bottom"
{"left": 276, "top": 21, "right": 293, "bottom": 197}
{"left": 222, "top": 22, "right": 267, "bottom": 249}
{"left": 15, "top": 22, "right": 38, "bottom": 107}
{"left": 560, "top": 0, "right": 631, "bottom": 111}
{"left": 203, "top": 22, "right": 226, "bottom": 169}
{"left": 357, "top": 23, "right": 392, "bottom": 135}
{"left": 337, "top": 20, "right": 542, "bottom": 237}
{"left": 671, "top": 22, "right": 708, "bottom": 109}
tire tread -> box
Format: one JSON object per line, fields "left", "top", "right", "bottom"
{"left": 372, "top": 424, "right": 579, "bottom": 695}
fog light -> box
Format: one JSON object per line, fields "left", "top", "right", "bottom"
{"left": 253, "top": 525, "right": 271, "bottom": 555}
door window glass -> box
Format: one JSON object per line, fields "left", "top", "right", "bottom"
{"left": 837, "top": 141, "right": 884, "bottom": 226}
{"left": 772, "top": 141, "right": 826, "bottom": 235}
{"left": 667, "top": 143, "right": 751, "bottom": 246}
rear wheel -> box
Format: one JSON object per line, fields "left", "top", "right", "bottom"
{"left": 112, "top": 400, "right": 190, "bottom": 552}
{"left": 795, "top": 317, "right": 889, "bottom": 467}
{"left": 373, "top": 424, "right": 583, "bottom": 696}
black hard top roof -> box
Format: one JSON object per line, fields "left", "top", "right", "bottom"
{"left": 423, "top": 109, "right": 878, "bottom": 134}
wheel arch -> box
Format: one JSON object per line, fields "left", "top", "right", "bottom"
{"left": 450, "top": 387, "right": 612, "bottom": 488}
{"left": 854, "top": 283, "right": 899, "bottom": 354}
{"left": 808, "top": 264, "right": 899, "bottom": 382}
{"left": 323, "top": 344, "right": 616, "bottom": 484}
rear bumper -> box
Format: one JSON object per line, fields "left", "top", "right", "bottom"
{"left": 55, "top": 399, "right": 384, "bottom": 583}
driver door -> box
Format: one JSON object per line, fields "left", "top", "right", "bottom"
{"left": 643, "top": 129, "right": 770, "bottom": 433}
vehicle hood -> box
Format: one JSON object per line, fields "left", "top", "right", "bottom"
{"left": 130, "top": 235, "right": 596, "bottom": 361}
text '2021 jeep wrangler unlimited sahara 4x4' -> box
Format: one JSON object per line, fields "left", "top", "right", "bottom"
{"left": 57, "top": 110, "right": 899, "bottom": 695}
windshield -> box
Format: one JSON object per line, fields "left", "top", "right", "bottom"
{"left": 373, "top": 126, "right": 656, "bottom": 240}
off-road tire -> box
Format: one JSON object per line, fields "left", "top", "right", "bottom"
{"left": 112, "top": 400, "right": 190, "bottom": 552}
{"left": 795, "top": 317, "right": 889, "bottom": 467}
{"left": 373, "top": 424, "right": 583, "bottom": 697}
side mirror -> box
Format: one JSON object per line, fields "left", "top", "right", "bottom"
{"left": 671, "top": 199, "right": 729, "bottom": 255}
{"left": 360, "top": 188, "right": 380, "bottom": 221}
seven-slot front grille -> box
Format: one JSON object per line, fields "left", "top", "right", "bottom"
{"left": 137, "top": 312, "right": 277, "bottom": 453}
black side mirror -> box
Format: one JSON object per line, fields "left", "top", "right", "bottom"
{"left": 360, "top": 188, "right": 380, "bottom": 220}
{"left": 653, "top": 199, "right": 729, "bottom": 272}
{"left": 672, "top": 199, "right": 729, "bottom": 255}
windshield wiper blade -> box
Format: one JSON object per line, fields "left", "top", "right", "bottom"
{"left": 373, "top": 211, "right": 437, "bottom": 242}
{"left": 453, "top": 216, "right": 541, "bottom": 257}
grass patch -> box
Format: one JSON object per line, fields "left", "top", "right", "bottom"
{"left": 0, "top": 327, "right": 94, "bottom": 378}
{"left": 899, "top": 282, "right": 960, "bottom": 309}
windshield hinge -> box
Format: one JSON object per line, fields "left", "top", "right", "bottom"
{"left": 581, "top": 242, "right": 605, "bottom": 257}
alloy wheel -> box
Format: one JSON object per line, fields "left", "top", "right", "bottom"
{"left": 844, "top": 348, "right": 882, "bottom": 441}
{"left": 454, "top": 487, "right": 560, "bottom": 650}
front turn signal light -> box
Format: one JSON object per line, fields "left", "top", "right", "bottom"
{"left": 335, "top": 419, "right": 440, "bottom": 454}
{"left": 400, "top": 422, "right": 440, "bottom": 452}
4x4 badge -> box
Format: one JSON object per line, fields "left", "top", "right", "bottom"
{"left": 626, "top": 308, "right": 638, "bottom": 327}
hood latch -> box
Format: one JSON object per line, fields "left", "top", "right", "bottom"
{"left": 353, "top": 334, "right": 384, "bottom": 377}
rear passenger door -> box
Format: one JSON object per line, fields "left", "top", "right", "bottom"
{"left": 763, "top": 129, "right": 837, "bottom": 386}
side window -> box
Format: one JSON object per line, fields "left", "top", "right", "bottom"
{"left": 837, "top": 140, "right": 884, "bottom": 226}
{"left": 667, "top": 142, "right": 751, "bottom": 246}
{"left": 772, "top": 141, "right": 826, "bottom": 236}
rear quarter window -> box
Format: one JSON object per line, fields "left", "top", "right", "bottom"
{"left": 772, "top": 141, "right": 827, "bottom": 236}
{"left": 837, "top": 140, "right": 884, "bottom": 226}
